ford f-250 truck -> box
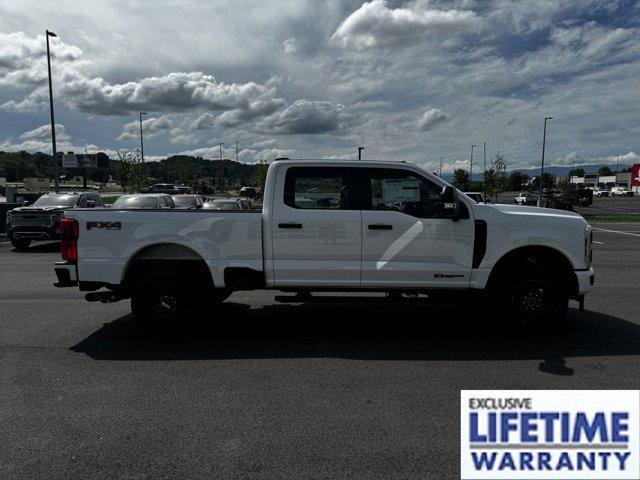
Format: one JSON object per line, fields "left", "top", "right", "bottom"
{"left": 53, "top": 159, "right": 594, "bottom": 326}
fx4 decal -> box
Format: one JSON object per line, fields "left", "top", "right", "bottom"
{"left": 86, "top": 221, "right": 121, "bottom": 231}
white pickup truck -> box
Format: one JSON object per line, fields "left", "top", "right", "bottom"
{"left": 54, "top": 159, "right": 594, "bottom": 326}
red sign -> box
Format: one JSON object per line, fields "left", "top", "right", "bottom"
{"left": 633, "top": 164, "right": 640, "bottom": 187}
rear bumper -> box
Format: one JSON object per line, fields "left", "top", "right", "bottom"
{"left": 54, "top": 261, "right": 78, "bottom": 287}
{"left": 575, "top": 266, "right": 595, "bottom": 295}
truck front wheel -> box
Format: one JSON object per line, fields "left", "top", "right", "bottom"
{"left": 10, "top": 237, "right": 31, "bottom": 250}
{"left": 492, "top": 259, "right": 569, "bottom": 328}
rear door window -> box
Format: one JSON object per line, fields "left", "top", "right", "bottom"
{"left": 284, "top": 167, "right": 353, "bottom": 210}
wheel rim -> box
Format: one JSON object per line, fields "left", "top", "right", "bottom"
{"left": 153, "top": 293, "right": 179, "bottom": 321}
{"left": 513, "top": 281, "right": 551, "bottom": 320}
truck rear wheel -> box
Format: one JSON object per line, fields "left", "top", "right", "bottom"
{"left": 131, "top": 286, "right": 231, "bottom": 326}
{"left": 10, "top": 237, "right": 31, "bottom": 250}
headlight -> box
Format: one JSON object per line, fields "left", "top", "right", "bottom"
{"left": 50, "top": 211, "right": 62, "bottom": 224}
{"left": 584, "top": 226, "right": 593, "bottom": 268}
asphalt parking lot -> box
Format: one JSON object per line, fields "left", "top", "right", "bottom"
{"left": 1, "top": 225, "right": 640, "bottom": 480}
{"left": 497, "top": 191, "right": 640, "bottom": 216}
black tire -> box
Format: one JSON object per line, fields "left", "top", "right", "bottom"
{"left": 131, "top": 286, "right": 231, "bottom": 326}
{"left": 494, "top": 260, "right": 569, "bottom": 328}
{"left": 10, "top": 237, "right": 31, "bottom": 250}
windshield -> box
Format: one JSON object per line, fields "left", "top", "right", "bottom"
{"left": 32, "top": 194, "right": 77, "bottom": 207}
{"left": 173, "top": 197, "right": 196, "bottom": 206}
{"left": 112, "top": 196, "right": 158, "bottom": 209}
{"left": 205, "top": 202, "right": 239, "bottom": 210}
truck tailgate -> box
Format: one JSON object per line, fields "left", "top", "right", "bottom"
{"left": 64, "top": 209, "right": 263, "bottom": 287}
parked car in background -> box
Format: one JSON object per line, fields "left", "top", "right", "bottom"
{"left": 239, "top": 186, "right": 258, "bottom": 198}
{"left": 589, "top": 187, "right": 609, "bottom": 197}
{"left": 514, "top": 192, "right": 528, "bottom": 205}
{"left": 463, "top": 192, "right": 487, "bottom": 203}
{"left": 6, "top": 192, "right": 103, "bottom": 249}
{"left": 111, "top": 194, "right": 175, "bottom": 209}
{"left": 146, "top": 183, "right": 177, "bottom": 194}
{"left": 172, "top": 195, "right": 205, "bottom": 209}
{"left": 610, "top": 186, "right": 634, "bottom": 197}
{"left": 203, "top": 198, "right": 253, "bottom": 211}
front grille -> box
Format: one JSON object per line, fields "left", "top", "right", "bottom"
{"left": 11, "top": 213, "right": 53, "bottom": 227}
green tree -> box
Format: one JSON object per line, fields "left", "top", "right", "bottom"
{"left": 597, "top": 165, "right": 613, "bottom": 177}
{"left": 452, "top": 168, "right": 469, "bottom": 190}
{"left": 569, "top": 168, "right": 585, "bottom": 177}
{"left": 506, "top": 171, "right": 529, "bottom": 191}
{"left": 484, "top": 153, "right": 507, "bottom": 202}
{"left": 531, "top": 172, "right": 554, "bottom": 190}
{"left": 179, "top": 161, "right": 198, "bottom": 187}
{"left": 252, "top": 157, "right": 269, "bottom": 191}
{"left": 116, "top": 150, "right": 148, "bottom": 193}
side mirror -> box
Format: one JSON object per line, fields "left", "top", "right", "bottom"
{"left": 440, "top": 185, "right": 460, "bottom": 220}
{"left": 86, "top": 200, "right": 96, "bottom": 208}
{"left": 23, "top": 200, "right": 30, "bottom": 206}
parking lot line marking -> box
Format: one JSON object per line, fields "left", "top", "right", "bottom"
{"left": 593, "top": 227, "right": 640, "bottom": 237}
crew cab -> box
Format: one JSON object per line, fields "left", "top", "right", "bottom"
{"left": 54, "top": 160, "right": 594, "bottom": 326}
{"left": 7, "top": 192, "right": 103, "bottom": 249}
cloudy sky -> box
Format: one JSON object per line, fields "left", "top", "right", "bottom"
{"left": 0, "top": 0, "right": 638, "bottom": 173}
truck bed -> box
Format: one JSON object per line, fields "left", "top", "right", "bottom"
{"left": 64, "top": 208, "right": 263, "bottom": 287}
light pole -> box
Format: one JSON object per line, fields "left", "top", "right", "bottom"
{"left": 439, "top": 156, "right": 445, "bottom": 177}
{"left": 483, "top": 142, "right": 486, "bottom": 198}
{"left": 219, "top": 142, "right": 224, "bottom": 161}
{"left": 537, "top": 116, "right": 553, "bottom": 207}
{"left": 469, "top": 144, "right": 477, "bottom": 191}
{"left": 46, "top": 30, "right": 59, "bottom": 192}
{"left": 357, "top": 146, "right": 365, "bottom": 160}
{"left": 139, "top": 112, "right": 147, "bottom": 162}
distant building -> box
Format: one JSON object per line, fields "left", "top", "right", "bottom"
{"left": 570, "top": 170, "right": 636, "bottom": 190}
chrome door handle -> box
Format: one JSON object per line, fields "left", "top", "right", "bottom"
{"left": 368, "top": 224, "right": 393, "bottom": 230}
{"left": 278, "top": 223, "right": 303, "bottom": 229}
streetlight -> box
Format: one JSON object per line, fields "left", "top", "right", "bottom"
{"left": 139, "top": 112, "right": 147, "bottom": 163}
{"left": 469, "top": 144, "right": 477, "bottom": 190}
{"left": 357, "top": 146, "right": 365, "bottom": 160}
{"left": 537, "top": 116, "right": 553, "bottom": 207}
{"left": 45, "top": 30, "right": 59, "bottom": 192}
{"left": 439, "top": 156, "right": 445, "bottom": 177}
{"left": 219, "top": 142, "right": 224, "bottom": 161}
{"left": 482, "top": 142, "right": 486, "bottom": 198}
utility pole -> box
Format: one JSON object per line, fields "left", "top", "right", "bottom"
{"left": 46, "top": 30, "right": 59, "bottom": 192}
{"left": 537, "top": 116, "right": 553, "bottom": 207}
{"left": 483, "top": 142, "right": 486, "bottom": 198}
{"left": 469, "top": 144, "right": 477, "bottom": 191}
{"left": 219, "top": 142, "right": 224, "bottom": 161}
{"left": 139, "top": 112, "right": 147, "bottom": 162}
{"left": 439, "top": 156, "right": 445, "bottom": 177}
{"left": 236, "top": 140, "right": 239, "bottom": 162}
{"left": 357, "top": 146, "right": 365, "bottom": 160}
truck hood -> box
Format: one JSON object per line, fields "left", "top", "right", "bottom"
{"left": 10, "top": 206, "right": 67, "bottom": 213}
{"left": 485, "top": 203, "right": 585, "bottom": 221}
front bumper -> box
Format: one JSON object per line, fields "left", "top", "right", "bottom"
{"left": 7, "top": 225, "right": 60, "bottom": 241}
{"left": 54, "top": 261, "right": 78, "bottom": 287}
{"left": 575, "top": 266, "right": 595, "bottom": 295}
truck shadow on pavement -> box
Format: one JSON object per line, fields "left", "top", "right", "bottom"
{"left": 70, "top": 299, "right": 640, "bottom": 376}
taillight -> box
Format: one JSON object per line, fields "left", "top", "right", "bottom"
{"left": 60, "top": 218, "right": 79, "bottom": 263}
